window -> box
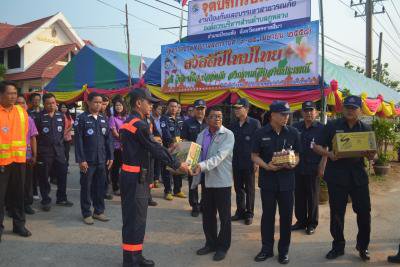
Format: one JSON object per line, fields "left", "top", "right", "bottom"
{"left": 7, "top": 47, "right": 21, "bottom": 69}
{"left": 0, "top": 50, "right": 4, "bottom": 65}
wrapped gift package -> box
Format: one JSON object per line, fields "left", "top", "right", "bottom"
{"left": 332, "top": 131, "right": 377, "bottom": 158}
{"left": 271, "top": 150, "right": 296, "bottom": 166}
{"left": 166, "top": 141, "right": 202, "bottom": 175}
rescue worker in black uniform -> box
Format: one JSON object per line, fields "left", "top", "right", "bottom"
{"left": 181, "top": 99, "right": 207, "bottom": 217}
{"left": 74, "top": 92, "right": 114, "bottom": 225}
{"left": 34, "top": 93, "right": 73, "bottom": 211}
{"left": 291, "top": 101, "right": 325, "bottom": 235}
{"left": 231, "top": 98, "right": 261, "bottom": 225}
{"left": 251, "top": 101, "right": 301, "bottom": 265}
{"left": 313, "top": 95, "right": 376, "bottom": 261}
{"left": 159, "top": 98, "right": 185, "bottom": 201}
{"left": 120, "top": 88, "right": 190, "bottom": 267}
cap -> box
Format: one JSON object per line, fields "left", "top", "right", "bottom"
{"left": 233, "top": 98, "right": 250, "bottom": 108}
{"left": 129, "top": 87, "right": 159, "bottom": 103}
{"left": 343, "top": 95, "right": 362, "bottom": 108}
{"left": 194, "top": 99, "right": 206, "bottom": 108}
{"left": 302, "top": 101, "right": 316, "bottom": 111}
{"left": 270, "top": 100, "right": 291, "bottom": 114}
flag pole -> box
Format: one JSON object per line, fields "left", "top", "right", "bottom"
{"left": 179, "top": 6, "right": 184, "bottom": 42}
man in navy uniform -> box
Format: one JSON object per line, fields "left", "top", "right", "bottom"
{"left": 120, "top": 88, "right": 189, "bottom": 267}
{"left": 251, "top": 101, "right": 301, "bottom": 265}
{"left": 313, "top": 95, "right": 376, "bottom": 261}
{"left": 291, "top": 101, "right": 325, "bottom": 235}
{"left": 74, "top": 92, "right": 114, "bottom": 225}
{"left": 181, "top": 99, "right": 207, "bottom": 217}
{"left": 159, "top": 98, "right": 185, "bottom": 201}
{"left": 231, "top": 98, "right": 261, "bottom": 225}
{"left": 34, "top": 93, "right": 73, "bottom": 211}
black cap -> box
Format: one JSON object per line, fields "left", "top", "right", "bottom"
{"left": 233, "top": 98, "right": 250, "bottom": 108}
{"left": 270, "top": 100, "right": 291, "bottom": 114}
{"left": 302, "top": 101, "right": 316, "bottom": 111}
{"left": 129, "top": 87, "right": 159, "bottom": 103}
{"left": 343, "top": 95, "right": 362, "bottom": 108}
{"left": 194, "top": 99, "right": 206, "bottom": 108}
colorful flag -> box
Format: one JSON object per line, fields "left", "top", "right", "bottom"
{"left": 174, "top": 0, "right": 188, "bottom": 7}
{"left": 138, "top": 55, "right": 147, "bottom": 78}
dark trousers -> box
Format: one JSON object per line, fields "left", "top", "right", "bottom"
{"left": 202, "top": 186, "right": 231, "bottom": 252}
{"left": 162, "top": 165, "right": 182, "bottom": 194}
{"left": 80, "top": 164, "right": 106, "bottom": 218}
{"left": 64, "top": 141, "right": 71, "bottom": 166}
{"left": 233, "top": 168, "right": 255, "bottom": 218}
{"left": 110, "top": 149, "right": 122, "bottom": 192}
{"left": 24, "top": 163, "right": 34, "bottom": 206}
{"left": 120, "top": 171, "right": 149, "bottom": 253}
{"left": 153, "top": 159, "right": 160, "bottom": 181}
{"left": 188, "top": 175, "right": 204, "bottom": 210}
{"left": 327, "top": 182, "right": 371, "bottom": 251}
{"left": 36, "top": 156, "right": 68, "bottom": 205}
{"left": 32, "top": 165, "right": 39, "bottom": 196}
{"left": 294, "top": 173, "right": 319, "bottom": 228}
{"left": 0, "top": 163, "right": 26, "bottom": 230}
{"left": 260, "top": 189, "right": 294, "bottom": 255}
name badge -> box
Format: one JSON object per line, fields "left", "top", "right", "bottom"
{"left": 262, "top": 137, "right": 271, "bottom": 141}
{"left": 57, "top": 118, "right": 62, "bottom": 122}
{"left": 101, "top": 120, "right": 106, "bottom": 123}
{"left": 335, "top": 130, "right": 344, "bottom": 133}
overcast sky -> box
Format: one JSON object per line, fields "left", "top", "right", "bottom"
{"left": 2, "top": 0, "right": 400, "bottom": 81}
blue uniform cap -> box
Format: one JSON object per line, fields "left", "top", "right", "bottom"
{"left": 194, "top": 99, "right": 206, "bottom": 108}
{"left": 270, "top": 100, "right": 291, "bottom": 114}
{"left": 343, "top": 95, "right": 362, "bottom": 108}
{"left": 302, "top": 101, "right": 316, "bottom": 111}
{"left": 233, "top": 98, "right": 250, "bottom": 108}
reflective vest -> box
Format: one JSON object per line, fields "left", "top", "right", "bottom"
{"left": 0, "top": 105, "right": 28, "bottom": 166}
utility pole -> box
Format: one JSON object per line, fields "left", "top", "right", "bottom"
{"left": 351, "top": 0, "right": 386, "bottom": 78}
{"left": 377, "top": 32, "right": 383, "bottom": 82}
{"left": 125, "top": 3, "right": 132, "bottom": 87}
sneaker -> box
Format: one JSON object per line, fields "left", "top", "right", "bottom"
{"left": 56, "top": 200, "right": 74, "bottom": 207}
{"left": 174, "top": 192, "right": 187, "bottom": 198}
{"left": 83, "top": 216, "right": 94, "bottom": 225}
{"left": 93, "top": 213, "right": 110, "bottom": 222}
{"left": 42, "top": 203, "right": 51, "bottom": 212}
{"left": 148, "top": 200, "right": 158, "bottom": 206}
{"left": 164, "top": 193, "right": 173, "bottom": 201}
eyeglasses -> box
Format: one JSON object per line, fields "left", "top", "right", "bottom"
{"left": 209, "top": 114, "right": 223, "bottom": 120}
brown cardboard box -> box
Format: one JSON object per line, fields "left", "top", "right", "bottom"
{"left": 333, "top": 131, "right": 377, "bottom": 158}
{"left": 166, "top": 141, "right": 202, "bottom": 175}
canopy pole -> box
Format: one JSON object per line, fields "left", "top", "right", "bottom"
{"left": 319, "top": 0, "right": 327, "bottom": 124}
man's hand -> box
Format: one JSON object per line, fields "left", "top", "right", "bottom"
{"left": 254, "top": 163, "right": 259, "bottom": 173}
{"left": 178, "top": 162, "right": 190, "bottom": 174}
{"left": 168, "top": 143, "right": 178, "bottom": 153}
{"left": 79, "top": 161, "right": 89, "bottom": 173}
{"left": 266, "top": 161, "right": 281, "bottom": 172}
{"left": 106, "top": 160, "right": 114, "bottom": 170}
{"left": 190, "top": 164, "right": 202, "bottom": 176}
{"left": 28, "top": 156, "right": 37, "bottom": 167}
{"left": 328, "top": 151, "right": 338, "bottom": 161}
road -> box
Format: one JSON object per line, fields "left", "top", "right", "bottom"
{"left": 1, "top": 157, "right": 400, "bottom": 267}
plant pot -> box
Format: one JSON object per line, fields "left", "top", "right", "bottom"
{"left": 373, "top": 164, "right": 391, "bottom": 176}
{"left": 319, "top": 186, "right": 329, "bottom": 205}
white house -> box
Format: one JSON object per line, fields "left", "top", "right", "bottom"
{"left": 0, "top": 12, "right": 85, "bottom": 92}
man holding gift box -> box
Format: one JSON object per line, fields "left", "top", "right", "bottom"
{"left": 313, "top": 95, "right": 376, "bottom": 261}
{"left": 251, "top": 100, "right": 301, "bottom": 265}
{"left": 191, "top": 106, "right": 235, "bottom": 262}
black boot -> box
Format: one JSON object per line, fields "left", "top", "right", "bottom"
{"left": 135, "top": 254, "right": 155, "bottom": 267}
{"left": 388, "top": 245, "right": 400, "bottom": 263}
{"left": 123, "top": 251, "right": 139, "bottom": 267}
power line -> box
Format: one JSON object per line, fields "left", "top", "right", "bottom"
{"left": 374, "top": 15, "right": 400, "bottom": 51}
{"left": 94, "top": 0, "right": 177, "bottom": 36}
{"left": 323, "top": 42, "right": 366, "bottom": 61}
{"left": 322, "top": 34, "right": 365, "bottom": 57}
{"left": 386, "top": 11, "right": 400, "bottom": 41}
{"left": 132, "top": 0, "right": 187, "bottom": 21}
{"left": 390, "top": 0, "right": 400, "bottom": 21}
{"left": 151, "top": 0, "right": 188, "bottom": 12}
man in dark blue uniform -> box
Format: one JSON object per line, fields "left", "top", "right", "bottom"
{"left": 181, "top": 99, "right": 207, "bottom": 217}
{"left": 159, "top": 98, "right": 185, "bottom": 201}
{"left": 251, "top": 101, "right": 301, "bottom": 265}
{"left": 313, "top": 95, "right": 376, "bottom": 261}
{"left": 74, "top": 92, "right": 114, "bottom": 225}
{"left": 34, "top": 93, "right": 73, "bottom": 211}
{"left": 231, "top": 98, "right": 261, "bottom": 225}
{"left": 291, "top": 101, "right": 325, "bottom": 235}
{"left": 120, "top": 88, "right": 189, "bottom": 267}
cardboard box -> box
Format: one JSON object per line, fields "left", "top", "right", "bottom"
{"left": 333, "top": 131, "right": 377, "bottom": 158}
{"left": 166, "top": 141, "right": 202, "bottom": 175}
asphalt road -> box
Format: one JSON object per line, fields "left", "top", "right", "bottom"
{"left": 1, "top": 156, "right": 400, "bottom": 267}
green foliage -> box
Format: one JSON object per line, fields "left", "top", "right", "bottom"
{"left": 372, "top": 118, "right": 398, "bottom": 165}
{"left": 0, "top": 64, "right": 5, "bottom": 81}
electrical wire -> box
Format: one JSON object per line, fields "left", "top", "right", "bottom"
{"left": 151, "top": 0, "right": 188, "bottom": 12}
{"left": 132, "top": 0, "right": 187, "bottom": 21}
{"left": 390, "top": 0, "right": 400, "bottom": 21}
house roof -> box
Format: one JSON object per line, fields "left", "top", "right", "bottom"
{"left": 5, "top": 43, "right": 77, "bottom": 81}
{"left": 0, "top": 15, "right": 55, "bottom": 49}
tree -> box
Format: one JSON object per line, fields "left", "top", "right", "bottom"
{"left": 0, "top": 64, "right": 5, "bottom": 81}
{"left": 344, "top": 61, "right": 400, "bottom": 91}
